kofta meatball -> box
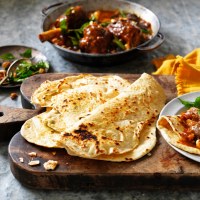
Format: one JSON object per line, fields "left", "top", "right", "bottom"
{"left": 79, "top": 22, "right": 113, "bottom": 54}
{"left": 66, "top": 6, "right": 88, "bottom": 29}
{"left": 107, "top": 19, "right": 142, "bottom": 49}
{"left": 53, "top": 6, "right": 88, "bottom": 29}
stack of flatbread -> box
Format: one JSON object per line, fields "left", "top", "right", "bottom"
{"left": 21, "top": 73, "right": 166, "bottom": 162}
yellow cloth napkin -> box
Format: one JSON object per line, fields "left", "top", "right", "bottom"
{"left": 152, "top": 48, "right": 200, "bottom": 96}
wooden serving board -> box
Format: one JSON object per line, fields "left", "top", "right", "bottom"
{"left": 8, "top": 73, "right": 200, "bottom": 190}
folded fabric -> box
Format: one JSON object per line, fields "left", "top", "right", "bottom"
{"left": 152, "top": 48, "right": 200, "bottom": 96}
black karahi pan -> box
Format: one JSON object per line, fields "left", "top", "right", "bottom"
{"left": 41, "top": 0, "right": 164, "bottom": 66}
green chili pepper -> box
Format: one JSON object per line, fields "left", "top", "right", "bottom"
{"left": 113, "top": 37, "right": 125, "bottom": 50}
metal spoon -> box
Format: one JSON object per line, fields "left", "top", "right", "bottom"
{"left": 0, "top": 58, "right": 31, "bottom": 85}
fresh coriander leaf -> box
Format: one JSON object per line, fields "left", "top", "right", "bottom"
{"left": 68, "top": 22, "right": 90, "bottom": 42}
{"left": 179, "top": 96, "right": 200, "bottom": 109}
{"left": 80, "top": 22, "right": 90, "bottom": 32}
{"left": 60, "top": 19, "right": 68, "bottom": 35}
{"left": 141, "top": 28, "right": 150, "bottom": 34}
{"left": 8, "top": 60, "right": 49, "bottom": 83}
{"left": 20, "top": 49, "right": 32, "bottom": 58}
{"left": 69, "top": 36, "right": 79, "bottom": 46}
{"left": 119, "top": 10, "right": 126, "bottom": 18}
{"left": 0, "top": 53, "right": 15, "bottom": 60}
{"left": 90, "top": 14, "right": 96, "bottom": 21}
{"left": 35, "top": 61, "right": 49, "bottom": 69}
{"left": 65, "top": 7, "right": 72, "bottom": 16}
{"left": 75, "top": 31, "right": 81, "bottom": 40}
{"left": 178, "top": 98, "right": 194, "bottom": 108}
{"left": 194, "top": 96, "right": 200, "bottom": 108}
{"left": 101, "top": 22, "right": 110, "bottom": 27}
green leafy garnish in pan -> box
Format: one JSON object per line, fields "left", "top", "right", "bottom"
{"left": 60, "top": 20, "right": 90, "bottom": 45}
{"left": 113, "top": 36, "right": 125, "bottom": 50}
{"left": 179, "top": 96, "right": 200, "bottom": 109}
{"left": 60, "top": 19, "right": 68, "bottom": 35}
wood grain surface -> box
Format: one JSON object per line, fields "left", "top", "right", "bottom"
{"left": 9, "top": 73, "right": 200, "bottom": 190}
{"left": 0, "top": 106, "right": 43, "bottom": 141}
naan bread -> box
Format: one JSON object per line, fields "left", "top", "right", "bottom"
{"left": 54, "top": 73, "right": 166, "bottom": 158}
{"left": 49, "top": 84, "right": 124, "bottom": 130}
{"left": 94, "top": 120, "right": 157, "bottom": 161}
{"left": 31, "top": 74, "right": 130, "bottom": 108}
{"left": 22, "top": 74, "right": 130, "bottom": 147}
{"left": 21, "top": 73, "right": 166, "bottom": 162}
{"left": 157, "top": 115, "right": 200, "bottom": 155}
{"left": 21, "top": 111, "right": 63, "bottom": 148}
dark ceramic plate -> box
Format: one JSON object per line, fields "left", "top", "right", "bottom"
{"left": 0, "top": 45, "right": 49, "bottom": 88}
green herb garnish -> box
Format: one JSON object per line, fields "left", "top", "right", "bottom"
{"left": 65, "top": 7, "right": 74, "bottom": 16}
{"left": 0, "top": 53, "right": 15, "bottom": 61}
{"left": 68, "top": 22, "right": 90, "bottom": 42}
{"left": 141, "top": 28, "right": 150, "bottom": 34}
{"left": 8, "top": 60, "right": 49, "bottom": 83}
{"left": 119, "top": 10, "right": 127, "bottom": 18}
{"left": 179, "top": 96, "right": 200, "bottom": 109}
{"left": 65, "top": 7, "right": 73, "bottom": 16}
{"left": 69, "top": 36, "right": 79, "bottom": 46}
{"left": 90, "top": 14, "right": 97, "bottom": 21}
{"left": 20, "top": 48, "right": 32, "bottom": 58}
{"left": 101, "top": 22, "right": 110, "bottom": 27}
{"left": 69, "top": 22, "right": 90, "bottom": 34}
{"left": 113, "top": 37, "right": 125, "bottom": 50}
{"left": 60, "top": 19, "right": 68, "bottom": 35}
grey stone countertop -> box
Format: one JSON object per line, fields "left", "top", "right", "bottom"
{"left": 0, "top": 0, "right": 200, "bottom": 199}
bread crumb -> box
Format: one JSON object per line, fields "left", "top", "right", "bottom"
{"left": 19, "top": 157, "right": 24, "bottom": 163}
{"left": 28, "top": 152, "right": 37, "bottom": 157}
{"left": 28, "top": 160, "right": 40, "bottom": 166}
{"left": 43, "top": 160, "right": 58, "bottom": 170}
{"left": 10, "top": 92, "right": 18, "bottom": 100}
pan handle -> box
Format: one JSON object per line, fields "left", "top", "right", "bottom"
{"left": 42, "top": 2, "right": 64, "bottom": 16}
{"left": 136, "top": 32, "right": 165, "bottom": 51}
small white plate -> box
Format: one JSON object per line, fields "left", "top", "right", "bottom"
{"left": 158, "top": 91, "right": 200, "bottom": 162}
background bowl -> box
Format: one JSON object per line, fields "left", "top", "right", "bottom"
{"left": 41, "top": 0, "right": 164, "bottom": 66}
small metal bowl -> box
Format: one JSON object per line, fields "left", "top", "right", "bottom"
{"left": 41, "top": 0, "right": 164, "bottom": 66}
